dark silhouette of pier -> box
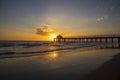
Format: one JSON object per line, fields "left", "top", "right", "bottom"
{"left": 54, "top": 35, "right": 120, "bottom": 43}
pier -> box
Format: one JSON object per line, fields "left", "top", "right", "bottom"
{"left": 54, "top": 35, "right": 120, "bottom": 43}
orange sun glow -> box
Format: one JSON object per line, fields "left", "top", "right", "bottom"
{"left": 50, "top": 34, "right": 57, "bottom": 39}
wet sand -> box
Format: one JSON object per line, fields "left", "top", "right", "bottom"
{"left": 0, "top": 48, "right": 120, "bottom": 80}
{"left": 81, "top": 52, "right": 120, "bottom": 80}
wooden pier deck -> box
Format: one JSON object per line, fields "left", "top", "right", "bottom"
{"left": 54, "top": 36, "right": 120, "bottom": 43}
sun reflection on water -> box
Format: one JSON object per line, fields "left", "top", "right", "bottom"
{"left": 32, "top": 51, "right": 59, "bottom": 60}
{"left": 45, "top": 52, "right": 58, "bottom": 60}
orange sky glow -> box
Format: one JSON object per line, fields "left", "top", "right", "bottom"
{"left": 0, "top": 0, "right": 120, "bottom": 41}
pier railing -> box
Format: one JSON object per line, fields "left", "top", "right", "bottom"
{"left": 54, "top": 36, "right": 120, "bottom": 43}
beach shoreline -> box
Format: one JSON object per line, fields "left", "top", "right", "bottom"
{"left": 0, "top": 48, "right": 120, "bottom": 80}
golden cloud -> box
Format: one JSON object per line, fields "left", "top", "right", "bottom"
{"left": 36, "top": 26, "right": 54, "bottom": 36}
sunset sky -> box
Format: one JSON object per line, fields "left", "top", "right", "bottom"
{"left": 0, "top": 0, "right": 120, "bottom": 40}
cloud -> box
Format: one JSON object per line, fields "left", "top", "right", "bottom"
{"left": 96, "top": 16, "right": 108, "bottom": 22}
{"left": 97, "top": 17, "right": 104, "bottom": 22}
{"left": 36, "top": 25, "right": 54, "bottom": 36}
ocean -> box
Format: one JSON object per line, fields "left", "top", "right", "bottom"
{"left": 0, "top": 40, "right": 119, "bottom": 58}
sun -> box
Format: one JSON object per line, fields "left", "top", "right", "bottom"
{"left": 50, "top": 34, "right": 57, "bottom": 39}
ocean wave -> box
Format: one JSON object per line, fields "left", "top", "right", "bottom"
{"left": 0, "top": 41, "right": 119, "bottom": 58}
{"left": 0, "top": 44, "right": 94, "bottom": 58}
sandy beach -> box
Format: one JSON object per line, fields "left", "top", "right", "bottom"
{"left": 81, "top": 52, "right": 120, "bottom": 80}
{"left": 0, "top": 48, "right": 120, "bottom": 80}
